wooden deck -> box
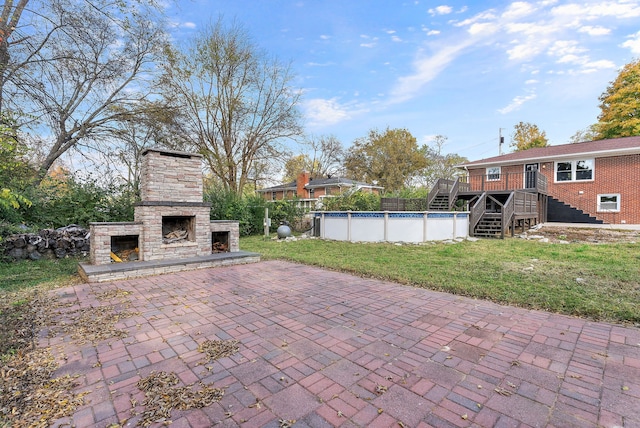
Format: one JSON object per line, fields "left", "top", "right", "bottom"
{"left": 425, "top": 172, "right": 548, "bottom": 238}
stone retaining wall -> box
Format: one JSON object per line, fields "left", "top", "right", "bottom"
{"left": 2, "top": 225, "right": 90, "bottom": 260}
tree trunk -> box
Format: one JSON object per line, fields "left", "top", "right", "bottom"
{"left": 0, "top": 0, "right": 29, "bottom": 114}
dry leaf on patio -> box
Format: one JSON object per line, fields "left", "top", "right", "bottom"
{"left": 494, "top": 387, "right": 512, "bottom": 396}
{"left": 136, "top": 371, "right": 225, "bottom": 427}
{"left": 279, "top": 419, "right": 296, "bottom": 428}
{"left": 198, "top": 339, "right": 240, "bottom": 363}
{"left": 375, "top": 384, "right": 388, "bottom": 394}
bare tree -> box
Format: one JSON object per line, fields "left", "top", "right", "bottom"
{"left": 159, "top": 18, "right": 303, "bottom": 193}
{"left": 419, "top": 135, "right": 467, "bottom": 188}
{"left": 0, "top": 0, "right": 168, "bottom": 182}
{"left": 0, "top": 0, "right": 30, "bottom": 115}
{"left": 305, "top": 134, "right": 344, "bottom": 178}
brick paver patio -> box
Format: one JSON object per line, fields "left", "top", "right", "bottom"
{"left": 45, "top": 260, "right": 640, "bottom": 427}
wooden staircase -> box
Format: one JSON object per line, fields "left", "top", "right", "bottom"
{"left": 424, "top": 177, "right": 541, "bottom": 239}
{"left": 473, "top": 213, "right": 503, "bottom": 237}
{"left": 429, "top": 194, "right": 450, "bottom": 210}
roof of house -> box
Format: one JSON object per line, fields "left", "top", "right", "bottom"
{"left": 257, "top": 181, "right": 297, "bottom": 192}
{"left": 257, "top": 176, "right": 383, "bottom": 193}
{"left": 461, "top": 136, "right": 640, "bottom": 168}
{"left": 305, "top": 177, "right": 383, "bottom": 189}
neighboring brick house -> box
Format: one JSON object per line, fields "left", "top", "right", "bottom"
{"left": 459, "top": 136, "right": 640, "bottom": 224}
{"left": 257, "top": 171, "right": 383, "bottom": 209}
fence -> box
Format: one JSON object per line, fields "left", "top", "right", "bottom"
{"left": 380, "top": 198, "right": 429, "bottom": 211}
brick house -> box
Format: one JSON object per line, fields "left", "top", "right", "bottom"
{"left": 426, "top": 136, "right": 640, "bottom": 237}
{"left": 457, "top": 136, "right": 640, "bottom": 225}
{"left": 257, "top": 171, "right": 383, "bottom": 209}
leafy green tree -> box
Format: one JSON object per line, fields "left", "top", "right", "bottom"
{"left": 596, "top": 58, "right": 640, "bottom": 139}
{"left": 282, "top": 154, "right": 317, "bottom": 183}
{"left": 0, "top": 116, "right": 32, "bottom": 219}
{"left": 344, "top": 127, "right": 428, "bottom": 193}
{"left": 568, "top": 125, "right": 600, "bottom": 143}
{"left": 510, "top": 122, "right": 549, "bottom": 151}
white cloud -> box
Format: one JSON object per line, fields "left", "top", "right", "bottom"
{"left": 429, "top": 5, "right": 453, "bottom": 15}
{"left": 622, "top": 30, "right": 640, "bottom": 54}
{"left": 468, "top": 22, "right": 499, "bottom": 36}
{"left": 507, "top": 39, "right": 546, "bottom": 61}
{"left": 391, "top": 35, "right": 403, "bottom": 42}
{"left": 498, "top": 92, "right": 537, "bottom": 114}
{"left": 502, "top": 2, "right": 536, "bottom": 19}
{"left": 580, "top": 59, "right": 616, "bottom": 71}
{"left": 552, "top": 1, "right": 640, "bottom": 19}
{"left": 390, "top": 40, "right": 473, "bottom": 104}
{"left": 578, "top": 25, "right": 611, "bottom": 36}
{"left": 306, "top": 61, "right": 335, "bottom": 67}
{"left": 360, "top": 34, "right": 378, "bottom": 48}
{"left": 525, "top": 79, "right": 538, "bottom": 84}
{"left": 385, "top": 0, "right": 633, "bottom": 105}
{"left": 548, "top": 40, "right": 587, "bottom": 57}
{"left": 303, "top": 98, "right": 351, "bottom": 126}
{"left": 169, "top": 20, "right": 196, "bottom": 29}
{"left": 453, "top": 10, "right": 497, "bottom": 27}
{"left": 320, "top": 34, "right": 331, "bottom": 40}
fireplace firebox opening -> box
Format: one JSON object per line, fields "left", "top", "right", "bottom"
{"left": 111, "top": 235, "right": 139, "bottom": 262}
{"left": 212, "top": 231, "right": 230, "bottom": 253}
{"left": 162, "top": 216, "right": 195, "bottom": 244}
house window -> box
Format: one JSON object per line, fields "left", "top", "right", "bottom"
{"left": 309, "top": 188, "right": 315, "bottom": 198}
{"left": 271, "top": 192, "right": 277, "bottom": 200}
{"left": 597, "top": 194, "right": 620, "bottom": 212}
{"left": 555, "top": 159, "right": 593, "bottom": 182}
{"left": 486, "top": 167, "right": 501, "bottom": 181}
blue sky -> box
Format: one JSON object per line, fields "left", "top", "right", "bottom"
{"left": 165, "top": 0, "right": 640, "bottom": 161}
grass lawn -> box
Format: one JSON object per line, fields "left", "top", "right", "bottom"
{"left": 1, "top": 237, "right": 638, "bottom": 326}
{"left": 0, "top": 257, "right": 81, "bottom": 358}
{"left": 0, "top": 257, "right": 81, "bottom": 293}
{"left": 241, "top": 235, "right": 640, "bottom": 325}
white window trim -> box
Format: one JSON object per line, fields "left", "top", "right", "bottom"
{"left": 486, "top": 166, "right": 501, "bottom": 181}
{"left": 554, "top": 159, "right": 594, "bottom": 183}
{"left": 597, "top": 193, "right": 620, "bottom": 212}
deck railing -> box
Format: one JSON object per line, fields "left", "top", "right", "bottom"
{"left": 514, "top": 190, "right": 538, "bottom": 216}
{"left": 469, "top": 192, "right": 487, "bottom": 233}
{"left": 462, "top": 171, "right": 547, "bottom": 194}
{"left": 502, "top": 193, "right": 515, "bottom": 239}
{"left": 425, "top": 177, "right": 469, "bottom": 209}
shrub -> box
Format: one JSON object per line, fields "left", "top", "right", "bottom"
{"left": 321, "top": 190, "right": 380, "bottom": 211}
{"left": 266, "top": 199, "right": 307, "bottom": 232}
{"left": 205, "top": 186, "right": 307, "bottom": 236}
{"left": 19, "top": 173, "right": 137, "bottom": 228}
{"left": 205, "top": 186, "right": 266, "bottom": 236}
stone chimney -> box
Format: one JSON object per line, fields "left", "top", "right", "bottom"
{"left": 297, "top": 171, "right": 310, "bottom": 198}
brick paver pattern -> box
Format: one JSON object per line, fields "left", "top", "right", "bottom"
{"left": 45, "top": 261, "right": 640, "bottom": 427}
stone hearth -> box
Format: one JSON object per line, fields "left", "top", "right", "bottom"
{"left": 78, "top": 148, "right": 259, "bottom": 282}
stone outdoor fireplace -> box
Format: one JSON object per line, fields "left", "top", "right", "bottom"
{"left": 162, "top": 216, "right": 195, "bottom": 243}
{"left": 79, "top": 148, "right": 258, "bottom": 282}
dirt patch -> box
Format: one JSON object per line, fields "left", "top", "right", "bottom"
{"left": 521, "top": 225, "right": 640, "bottom": 244}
